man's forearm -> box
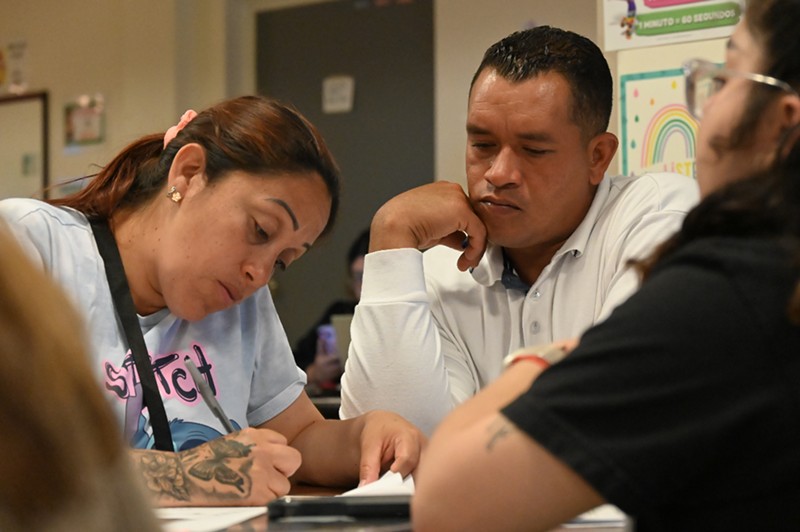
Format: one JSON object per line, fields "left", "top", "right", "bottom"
{"left": 340, "top": 300, "right": 452, "bottom": 435}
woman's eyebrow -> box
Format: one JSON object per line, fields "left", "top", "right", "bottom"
{"left": 267, "top": 198, "right": 299, "bottom": 230}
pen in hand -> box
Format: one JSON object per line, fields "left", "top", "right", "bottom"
{"left": 183, "top": 356, "right": 236, "bottom": 434}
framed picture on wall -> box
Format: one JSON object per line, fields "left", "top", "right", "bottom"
{"left": 64, "top": 94, "right": 104, "bottom": 147}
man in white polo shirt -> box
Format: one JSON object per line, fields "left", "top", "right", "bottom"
{"left": 340, "top": 25, "right": 698, "bottom": 435}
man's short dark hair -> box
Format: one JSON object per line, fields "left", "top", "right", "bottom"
{"left": 470, "top": 25, "right": 612, "bottom": 139}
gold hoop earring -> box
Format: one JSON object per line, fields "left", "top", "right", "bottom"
{"left": 166, "top": 185, "right": 182, "bottom": 203}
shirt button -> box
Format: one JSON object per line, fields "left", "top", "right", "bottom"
{"left": 531, "top": 289, "right": 541, "bottom": 300}
{"left": 530, "top": 321, "right": 541, "bottom": 334}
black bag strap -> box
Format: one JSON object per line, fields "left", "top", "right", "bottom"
{"left": 90, "top": 219, "right": 174, "bottom": 452}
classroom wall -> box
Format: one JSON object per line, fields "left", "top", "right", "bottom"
{"left": 1, "top": 0, "right": 605, "bottom": 187}
{"left": 433, "top": 0, "right": 601, "bottom": 184}
{"left": 228, "top": 0, "right": 603, "bottom": 186}
{"left": 3, "top": 0, "right": 736, "bottom": 188}
{"left": 1, "top": 0, "right": 178, "bottom": 186}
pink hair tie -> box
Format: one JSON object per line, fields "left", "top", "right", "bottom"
{"left": 163, "top": 109, "right": 198, "bottom": 149}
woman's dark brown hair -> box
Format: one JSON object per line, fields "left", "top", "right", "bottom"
{"left": 50, "top": 95, "right": 341, "bottom": 234}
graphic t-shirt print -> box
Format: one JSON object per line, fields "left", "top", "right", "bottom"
{"left": 104, "top": 343, "right": 241, "bottom": 450}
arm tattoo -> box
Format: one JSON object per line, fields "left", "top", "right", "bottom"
{"left": 138, "top": 452, "right": 191, "bottom": 501}
{"left": 187, "top": 439, "right": 254, "bottom": 494}
{"left": 135, "top": 439, "right": 256, "bottom": 502}
{"left": 486, "top": 418, "right": 513, "bottom": 452}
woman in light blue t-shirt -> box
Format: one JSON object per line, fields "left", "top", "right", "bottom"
{"left": 0, "top": 95, "right": 424, "bottom": 508}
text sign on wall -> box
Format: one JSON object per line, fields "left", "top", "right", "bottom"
{"left": 603, "top": 0, "right": 743, "bottom": 51}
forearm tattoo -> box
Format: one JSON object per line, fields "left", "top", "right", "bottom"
{"left": 186, "top": 439, "right": 253, "bottom": 494}
{"left": 136, "top": 439, "right": 255, "bottom": 501}
{"left": 486, "top": 418, "right": 513, "bottom": 452}
{"left": 138, "top": 452, "right": 191, "bottom": 501}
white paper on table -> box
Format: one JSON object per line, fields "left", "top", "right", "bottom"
{"left": 156, "top": 506, "right": 266, "bottom": 532}
{"left": 564, "top": 504, "right": 627, "bottom": 528}
{"left": 156, "top": 471, "right": 412, "bottom": 530}
{"left": 339, "top": 470, "right": 415, "bottom": 496}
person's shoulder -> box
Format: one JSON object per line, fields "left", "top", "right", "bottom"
{"left": 0, "top": 197, "right": 50, "bottom": 220}
{"left": 664, "top": 236, "right": 788, "bottom": 271}
{"left": 0, "top": 199, "right": 93, "bottom": 273}
{"left": 654, "top": 237, "right": 795, "bottom": 327}
{"left": 0, "top": 198, "right": 87, "bottom": 229}
{"left": 0, "top": 199, "right": 91, "bottom": 249}
{"left": 607, "top": 172, "right": 699, "bottom": 211}
{"left": 653, "top": 237, "right": 794, "bottom": 298}
{"left": 608, "top": 171, "right": 697, "bottom": 195}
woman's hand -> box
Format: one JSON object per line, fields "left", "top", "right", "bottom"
{"left": 134, "top": 427, "right": 302, "bottom": 507}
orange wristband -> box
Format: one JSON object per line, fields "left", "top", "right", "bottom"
{"left": 502, "top": 344, "right": 569, "bottom": 370}
{"left": 503, "top": 353, "right": 550, "bottom": 370}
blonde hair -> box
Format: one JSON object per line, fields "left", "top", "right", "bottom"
{"left": 0, "top": 223, "right": 160, "bottom": 531}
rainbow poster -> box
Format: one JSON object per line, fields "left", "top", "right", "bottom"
{"left": 620, "top": 68, "right": 699, "bottom": 179}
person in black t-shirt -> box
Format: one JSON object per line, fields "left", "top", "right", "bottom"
{"left": 413, "top": 2, "right": 800, "bottom": 530}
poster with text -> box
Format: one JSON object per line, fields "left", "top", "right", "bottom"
{"left": 620, "top": 68, "right": 699, "bottom": 179}
{"left": 603, "top": 0, "right": 743, "bottom": 51}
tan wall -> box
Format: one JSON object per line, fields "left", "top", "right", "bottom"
{"left": 1, "top": 0, "right": 607, "bottom": 187}
{"left": 1, "top": 0, "right": 177, "bottom": 185}
{"left": 433, "top": 0, "right": 601, "bottom": 184}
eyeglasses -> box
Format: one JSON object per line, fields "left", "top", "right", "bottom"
{"left": 682, "top": 58, "right": 798, "bottom": 119}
